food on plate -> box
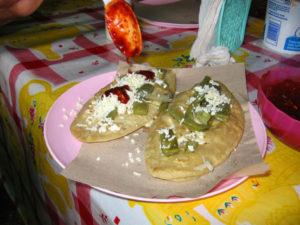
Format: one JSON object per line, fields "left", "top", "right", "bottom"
{"left": 145, "top": 76, "right": 245, "bottom": 181}
{"left": 70, "top": 68, "right": 176, "bottom": 142}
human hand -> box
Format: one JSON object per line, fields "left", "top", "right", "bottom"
{"left": 0, "top": 0, "right": 43, "bottom": 26}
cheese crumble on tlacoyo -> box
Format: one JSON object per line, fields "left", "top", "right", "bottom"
{"left": 157, "top": 77, "right": 232, "bottom": 157}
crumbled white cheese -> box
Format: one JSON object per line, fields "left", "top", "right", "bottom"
{"left": 192, "top": 82, "right": 230, "bottom": 116}
{"left": 187, "top": 145, "right": 194, "bottom": 151}
{"left": 157, "top": 126, "right": 175, "bottom": 136}
{"left": 133, "top": 171, "right": 141, "bottom": 177}
{"left": 155, "top": 78, "right": 164, "bottom": 85}
{"left": 177, "top": 136, "right": 187, "bottom": 145}
{"left": 186, "top": 131, "right": 206, "bottom": 144}
{"left": 76, "top": 94, "right": 119, "bottom": 133}
{"left": 128, "top": 152, "right": 134, "bottom": 163}
{"left": 168, "top": 135, "right": 176, "bottom": 141}
{"left": 135, "top": 157, "right": 141, "bottom": 162}
{"left": 69, "top": 109, "right": 77, "bottom": 117}
{"left": 194, "top": 156, "right": 214, "bottom": 171}
{"left": 76, "top": 101, "right": 83, "bottom": 110}
{"left": 145, "top": 119, "right": 154, "bottom": 127}
{"left": 112, "top": 72, "right": 153, "bottom": 90}
{"left": 179, "top": 105, "right": 186, "bottom": 113}
{"left": 98, "top": 125, "right": 107, "bottom": 133}
{"left": 209, "top": 79, "right": 219, "bottom": 86}
{"left": 135, "top": 147, "right": 141, "bottom": 153}
{"left": 157, "top": 127, "right": 177, "bottom": 150}
{"left": 179, "top": 118, "right": 185, "bottom": 125}
{"left": 108, "top": 124, "right": 120, "bottom": 131}
{"left": 177, "top": 131, "right": 206, "bottom": 146}
{"left": 130, "top": 138, "right": 136, "bottom": 144}
{"left": 152, "top": 68, "right": 161, "bottom": 74}
{"left": 187, "top": 96, "right": 196, "bottom": 105}
{"left": 77, "top": 71, "right": 158, "bottom": 133}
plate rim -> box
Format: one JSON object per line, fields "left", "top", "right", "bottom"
{"left": 138, "top": 16, "right": 199, "bottom": 29}
{"left": 135, "top": 0, "right": 199, "bottom": 29}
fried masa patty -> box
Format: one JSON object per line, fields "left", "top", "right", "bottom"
{"left": 70, "top": 69, "right": 176, "bottom": 143}
{"left": 145, "top": 81, "right": 245, "bottom": 182}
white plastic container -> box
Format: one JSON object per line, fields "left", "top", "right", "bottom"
{"left": 263, "top": 0, "right": 300, "bottom": 54}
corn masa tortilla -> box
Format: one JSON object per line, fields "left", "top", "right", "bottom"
{"left": 145, "top": 81, "right": 245, "bottom": 181}
{"left": 70, "top": 69, "right": 176, "bottom": 142}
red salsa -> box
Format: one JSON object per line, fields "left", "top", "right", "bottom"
{"left": 129, "top": 70, "right": 155, "bottom": 81}
{"left": 104, "top": 85, "right": 130, "bottom": 104}
{"left": 105, "top": 0, "right": 142, "bottom": 58}
{"left": 265, "top": 79, "right": 300, "bottom": 121}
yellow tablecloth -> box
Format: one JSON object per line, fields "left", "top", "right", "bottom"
{"left": 0, "top": 1, "right": 299, "bottom": 224}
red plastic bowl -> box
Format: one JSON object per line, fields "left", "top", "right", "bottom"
{"left": 257, "top": 67, "right": 300, "bottom": 151}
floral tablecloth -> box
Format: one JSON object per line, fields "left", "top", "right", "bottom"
{"left": 0, "top": 1, "right": 299, "bottom": 224}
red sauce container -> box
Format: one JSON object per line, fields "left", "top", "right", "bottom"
{"left": 257, "top": 67, "right": 300, "bottom": 151}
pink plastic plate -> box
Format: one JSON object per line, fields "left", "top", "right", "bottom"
{"left": 139, "top": 0, "right": 181, "bottom": 5}
{"left": 138, "top": 17, "right": 199, "bottom": 29}
{"left": 44, "top": 71, "right": 267, "bottom": 202}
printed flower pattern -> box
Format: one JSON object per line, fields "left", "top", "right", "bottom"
{"left": 29, "top": 100, "right": 37, "bottom": 125}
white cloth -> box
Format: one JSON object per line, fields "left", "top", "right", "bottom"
{"left": 190, "top": 0, "right": 234, "bottom": 67}
{"left": 194, "top": 46, "right": 235, "bottom": 67}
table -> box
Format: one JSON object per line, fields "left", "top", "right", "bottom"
{"left": 0, "top": 1, "right": 300, "bottom": 224}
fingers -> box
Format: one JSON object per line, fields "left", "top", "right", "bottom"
{"left": 0, "top": 0, "right": 43, "bottom": 26}
{"left": 0, "top": 0, "right": 18, "bottom": 8}
{"left": 10, "top": 0, "right": 43, "bottom": 17}
{"left": 0, "top": 2, "right": 16, "bottom": 26}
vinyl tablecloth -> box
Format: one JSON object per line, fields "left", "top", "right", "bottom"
{"left": 0, "top": 1, "right": 300, "bottom": 224}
